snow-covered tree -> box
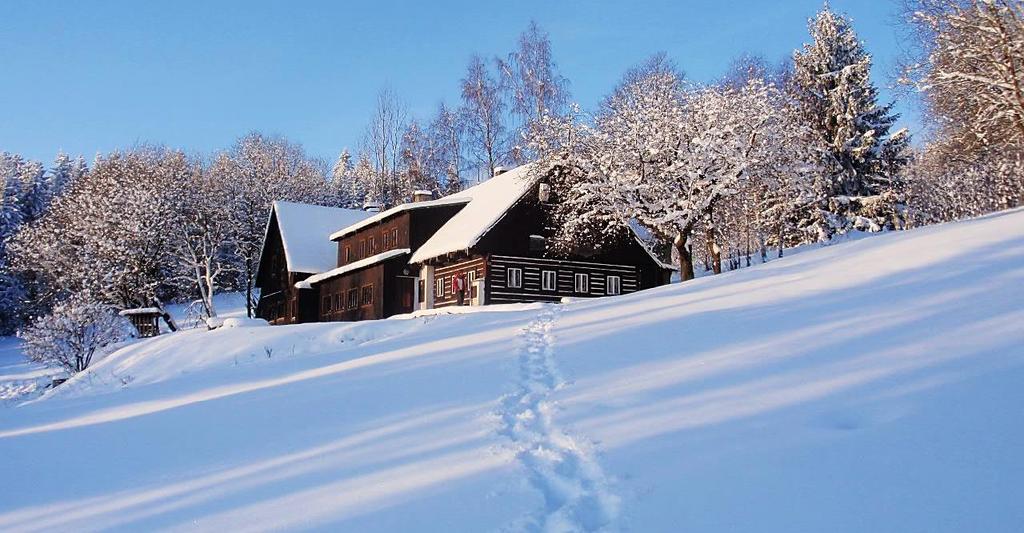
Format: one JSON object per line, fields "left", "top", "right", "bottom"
{"left": 904, "top": 0, "right": 1024, "bottom": 153}
{"left": 170, "top": 155, "right": 235, "bottom": 318}
{"left": 49, "top": 152, "right": 87, "bottom": 200}
{"left": 329, "top": 149, "right": 356, "bottom": 208}
{"left": 534, "top": 58, "right": 793, "bottom": 281}
{"left": 20, "top": 295, "right": 133, "bottom": 374}
{"left": 428, "top": 102, "right": 465, "bottom": 194}
{"left": 213, "top": 132, "right": 329, "bottom": 316}
{"left": 15, "top": 159, "right": 47, "bottom": 225}
{"left": 900, "top": 0, "right": 1024, "bottom": 220}
{"left": 792, "top": 5, "right": 910, "bottom": 236}
{"left": 11, "top": 148, "right": 185, "bottom": 309}
{"left": 349, "top": 151, "right": 374, "bottom": 208}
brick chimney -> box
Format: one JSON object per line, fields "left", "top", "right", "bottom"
{"left": 412, "top": 190, "right": 434, "bottom": 203}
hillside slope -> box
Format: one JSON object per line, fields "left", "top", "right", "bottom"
{"left": 1, "top": 210, "right": 1022, "bottom": 532}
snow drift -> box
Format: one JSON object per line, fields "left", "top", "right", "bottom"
{"left": 1, "top": 209, "right": 1022, "bottom": 532}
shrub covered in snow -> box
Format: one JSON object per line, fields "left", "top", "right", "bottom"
{"left": 20, "top": 297, "right": 134, "bottom": 374}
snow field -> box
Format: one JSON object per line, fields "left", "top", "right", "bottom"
{"left": 0, "top": 209, "right": 1022, "bottom": 531}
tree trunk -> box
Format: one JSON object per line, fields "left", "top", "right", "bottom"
{"left": 706, "top": 227, "right": 722, "bottom": 274}
{"left": 777, "top": 222, "right": 785, "bottom": 259}
{"left": 675, "top": 230, "right": 695, "bottom": 282}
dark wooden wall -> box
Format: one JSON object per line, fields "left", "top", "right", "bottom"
{"left": 434, "top": 257, "right": 486, "bottom": 307}
{"left": 334, "top": 203, "right": 465, "bottom": 267}
{"left": 316, "top": 264, "right": 385, "bottom": 322}
{"left": 486, "top": 255, "right": 639, "bottom": 304}
{"left": 472, "top": 185, "right": 670, "bottom": 289}
{"left": 255, "top": 213, "right": 307, "bottom": 325}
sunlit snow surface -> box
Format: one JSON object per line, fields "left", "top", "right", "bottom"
{"left": 1, "top": 209, "right": 1022, "bottom": 532}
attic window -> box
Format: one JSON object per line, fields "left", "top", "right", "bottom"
{"left": 538, "top": 182, "right": 552, "bottom": 203}
{"left": 529, "top": 235, "right": 546, "bottom": 252}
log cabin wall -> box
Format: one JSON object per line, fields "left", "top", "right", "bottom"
{"left": 486, "top": 255, "right": 639, "bottom": 304}
{"left": 433, "top": 257, "right": 486, "bottom": 307}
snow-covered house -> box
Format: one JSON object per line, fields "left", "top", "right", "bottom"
{"left": 254, "top": 201, "right": 372, "bottom": 324}
{"left": 407, "top": 164, "right": 673, "bottom": 309}
{"left": 257, "top": 165, "right": 673, "bottom": 324}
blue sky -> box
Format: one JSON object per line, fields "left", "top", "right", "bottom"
{"left": 0, "top": 0, "right": 916, "bottom": 166}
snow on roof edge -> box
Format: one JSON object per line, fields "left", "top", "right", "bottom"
{"left": 328, "top": 197, "right": 471, "bottom": 241}
{"left": 298, "top": 248, "right": 411, "bottom": 288}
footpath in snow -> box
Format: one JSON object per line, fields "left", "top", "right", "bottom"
{"left": 497, "top": 304, "right": 619, "bottom": 531}
{"left": 0, "top": 209, "right": 1022, "bottom": 532}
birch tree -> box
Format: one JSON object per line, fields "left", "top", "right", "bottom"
{"left": 461, "top": 55, "right": 506, "bottom": 179}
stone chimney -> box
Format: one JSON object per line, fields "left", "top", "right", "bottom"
{"left": 412, "top": 190, "right": 434, "bottom": 203}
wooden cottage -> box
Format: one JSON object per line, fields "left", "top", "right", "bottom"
{"left": 254, "top": 201, "right": 372, "bottom": 324}
{"left": 256, "top": 165, "right": 673, "bottom": 325}
{"left": 408, "top": 164, "right": 674, "bottom": 308}
{"left": 296, "top": 195, "right": 467, "bottom": 321}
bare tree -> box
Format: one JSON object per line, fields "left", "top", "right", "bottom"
{"left": 460, "top": 55, "right": 506, "bottom": 180}
{"left": 497, "top": 21, "right": 570, "bottom": 162}
{"left": 363, "top": 87, "right": 408, "bottom": 206}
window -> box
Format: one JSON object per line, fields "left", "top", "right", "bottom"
{"left": 333, "top": 293, "right": 342, "bottom": 311}
{"left": 358, "top": 240, "right": 366, "bottom": 259}
{"left": 436, "top": 277, "right": 444, "bottom": 298}
{"left": 391, "top": 228, "right": 399, "bottom": 247}
{"left": 606, "top": 275, "right": 621, "bottom": 295}
{"left": 344, "top": 246, "right": 352, "bottom": 263}
{"left": 542, "top": 270, "right": 557, "bottom": 291}
{"left": 467, "top": 270, "right": 476, "bottom": 285}
{"left": 574, "top": 273, "right": 590, "bottom": 294}
{"left": 368, "top": 236, "right": 376, "bottom": 254}
{"left": 360, "top": 285, "right": 373, "bottom": 306}
{"left": 507, "top": 267, "right": 523, "bottom": 288}
{"left": 346, "top": 288, "right": 358, "bottom": 310}
{"left": 382, "top": 231, "right": 389, "bottom": 248}
{"left": 323, "top": 296, "right": 331, "bottom": 312}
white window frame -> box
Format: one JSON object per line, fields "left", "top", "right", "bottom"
{"left": 435, "top": 278, "right": 444, "bottom": 298}
{"left": 574, "top": 273, "right": 589, "bottom": 294}
{"left": 507, "top": 267, "right": 523, "bottom": 288}
{"left": 606, "top": 275, "right": 621, "bottom": 295}
{"left": 541, "top": 270, "right": 557, "bottom": 291}
{"left": 467, "top": 270, "right": 476, "bottom": 285}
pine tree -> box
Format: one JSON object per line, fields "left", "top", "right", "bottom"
{"left": 792, "top": 5, "right": 910, "bottom": 236}
{"left": 330, "top": 149, "right": 355, "bottom": 208}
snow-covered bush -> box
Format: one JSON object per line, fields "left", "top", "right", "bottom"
{"left": 20, "top": 297, "right": 134, "bottom": 374}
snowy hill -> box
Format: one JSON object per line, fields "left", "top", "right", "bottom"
{"left": 2, "top": 210, "right": 1023, "bottom": 532}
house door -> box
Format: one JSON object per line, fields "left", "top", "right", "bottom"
{"left": 395, "top": 276, "right": 416, "bottom": 314}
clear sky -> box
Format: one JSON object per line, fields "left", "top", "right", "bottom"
{"left": 0, "top": 0, "right": 916, "bottom": 166}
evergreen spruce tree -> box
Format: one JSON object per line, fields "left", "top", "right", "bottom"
{"left": 792, "top": 5, "right": 910, "bottom": 236}
{"left": 330, "top": 149, "right": 355, "bottom": 208}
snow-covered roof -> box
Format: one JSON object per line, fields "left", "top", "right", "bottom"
{"left": 297, "top": 248, "right": 411, "bottom": 289}
{"left": 274, "top": 201, "right": 372, "bottom": 274}
{"left": 409, "top": 164, "right": 540, "bottom": 263}
{"left": 119, "top": 307, "right": 162, "bottom": 316}
{"left": 328, "top": 197, "right": 471, "bottom": 241}
{"left": 629, "top": 220, "right": 677, "bottom": 271}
